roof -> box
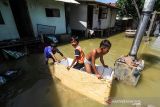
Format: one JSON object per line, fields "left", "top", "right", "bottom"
{"left": 56, "top": 0, "right": 80, "bottom": 4}
{"left": 77, "top": 0, "right": 118, "bottom": 9}
{"left": 96, "top": 0, "right": 117, "bottom": 3}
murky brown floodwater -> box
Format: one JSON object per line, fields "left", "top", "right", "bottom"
{"left": 0, "top": 33, "right": 160, "bottom": 107}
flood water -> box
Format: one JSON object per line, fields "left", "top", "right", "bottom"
{"left": 0, "top": 33, "right": 160, "bottom": 107}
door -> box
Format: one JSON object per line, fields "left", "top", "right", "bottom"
{"left": 9, "top": 0, "right": 34, "bottom": 40}
{"left": 87, "top": 5, "right": 94, "bottom": 29}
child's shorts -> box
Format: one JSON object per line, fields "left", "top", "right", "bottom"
{"left": 84, "top": 58, "right": 92, "bottom": 66}
{"left": 73, "top": 63, "right": 84, "bottom": 70}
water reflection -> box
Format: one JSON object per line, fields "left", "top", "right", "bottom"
{"left": 0, "top": 54, "right": 61, "bottom": 107}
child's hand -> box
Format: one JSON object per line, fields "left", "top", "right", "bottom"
{"left": 67, "top": 66, "right": 71, "bottom": 70}
{"left": 96, "top": 74, "right": 102, "bottom": 79}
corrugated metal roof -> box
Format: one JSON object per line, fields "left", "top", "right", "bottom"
{"left": 77, "top": 0, "right": 117, "bottom": 3}
{"left": 56, "top": 0, "right": 80, "bottom": 4}
{"left": 96, "top": 0, "right": 117, "bottom": 3}
{"left": 77, "top": 0, "right": 118, "bottom": 9}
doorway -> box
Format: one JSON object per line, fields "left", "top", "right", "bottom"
{"left": 87, "top": 5, "right": 94, "bottom": 29}
{"left": 9, "top": 0, "right": 34, "bottom": 40}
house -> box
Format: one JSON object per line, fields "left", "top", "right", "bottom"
{"left": 0, "top": 0, "right": 79, "bottom": 41}
{"left": 0, "top": 0, "right": 117, "bottom": 42}
{"left": 65, "top": 0, "right": 118, "bottom": 37}
{"left": 27, "top": 0, "right": 68, "bottom": 37}
{"left": 11, "top": 0, "right": 68, "bottom": 40}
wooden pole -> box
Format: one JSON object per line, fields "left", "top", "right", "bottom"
{"left": 146, "top": 10, "right": 157, "bottom": 42}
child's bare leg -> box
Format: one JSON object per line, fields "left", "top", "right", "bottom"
{"left": 85, "top": 63, "right": 92, "bottom": 74}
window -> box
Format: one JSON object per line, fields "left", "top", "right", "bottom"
{"left": 0, "top": 11, "right": 5, "bottom": 24}
{"left": 98, "top": 7, "right": 107, "bottom": 19}
{"left": 45, "top": 8, "right": 60, "bottom": 17}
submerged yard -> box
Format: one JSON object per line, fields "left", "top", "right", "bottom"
{"left": 0, "top": 33, "right": 160, "bottom": 107}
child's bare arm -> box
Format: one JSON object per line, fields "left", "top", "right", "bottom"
{"left": 91, "top": 50, "right": 100, "bottom": 75}
{"left": 50, "top": 52, "right": 58, "bottom": 61}
{"left": 100, "top": 56, "right": 105, "bottom": 66}
{"left": 56, "top": 48, "right": 66, "bottom": 59}
{"left": 100, "top": 56, "right": 108, "bottom": 67}
{"left": 67, "top": 57, "right": 76, "bottom": 70}
{"left": 70, "top": 58, "right": 76, "bottom": 67}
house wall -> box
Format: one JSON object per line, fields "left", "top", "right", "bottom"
{"left": 92, "top": 6, "right": 117, "bottom": 29}
{"left": 92, "top": 6, "right": 99, "bottom": 29}
{"left": 0, "top": 0, "right": 19, "bottom": 41}
{"left": 100, "top": 8, "right": 110, "bottom": 29}
{"left": 27, "top": 0, "right": 66, "bottom": 37}
{"left": 69, "top": 3, "right": 88, "bottom": 30}
{"left": 101, "top": 8, "right": 117, "bottom": 28}
{"left": 110, "top": 9, "right": 117, "bottom": 27}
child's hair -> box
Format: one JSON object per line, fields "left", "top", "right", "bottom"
{"left": 70, "top": 36, "right": 79, "bottom": 43}
{"left": 100, "top": 39, "right": 111, "bottom": 49}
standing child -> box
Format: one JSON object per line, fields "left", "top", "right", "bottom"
{"left": 67, "top": 36, "right": 85, "bottom": 70}
{"left": 84, "top": 39, "right": 111, "bottom": 79}
{"left": 44, "top": 43, "right": 66, "bottom": 64}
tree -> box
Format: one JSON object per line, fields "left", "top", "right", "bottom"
{"left": 117, "top": 0, "right": 160, "bottom": 18}
{"left": 132, "top": 0, "right": 140, "bottom": 19}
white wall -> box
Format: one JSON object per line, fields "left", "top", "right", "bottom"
{"left": 100, "top": 8, "right": 110, "bottom": 29}
{"left": 0, "top": 1, "right": 19, "bottom": 41}
{"left": 110, "top": 9, "right": 117, "bottom": 27}
{"left": 102, "top": 8, "right": 117, "bottom": 28}
{"left": 27, "top": 0, "right": 66, "bottom": 36}
{"left": 92, "top": 6, "right": 99, "bottom": 29}
{"left": 69, "top": 4, "right": 87, "bottom": 30}
{"left": 92, "top": 6, "right": 117, "bottom": 29}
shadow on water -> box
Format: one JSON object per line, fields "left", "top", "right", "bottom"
{"left": 140, "top": 53, "right": 160, "bottom": 70}
{"left": 110, "top": 80, "right": 118, "bottom": 98}
{"left": 0, "top": 54, "right": 62, "bottom": 107}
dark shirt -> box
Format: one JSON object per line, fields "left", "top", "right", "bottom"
{"left": 75, "top": 49, "right": 80, "bottom": 57}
